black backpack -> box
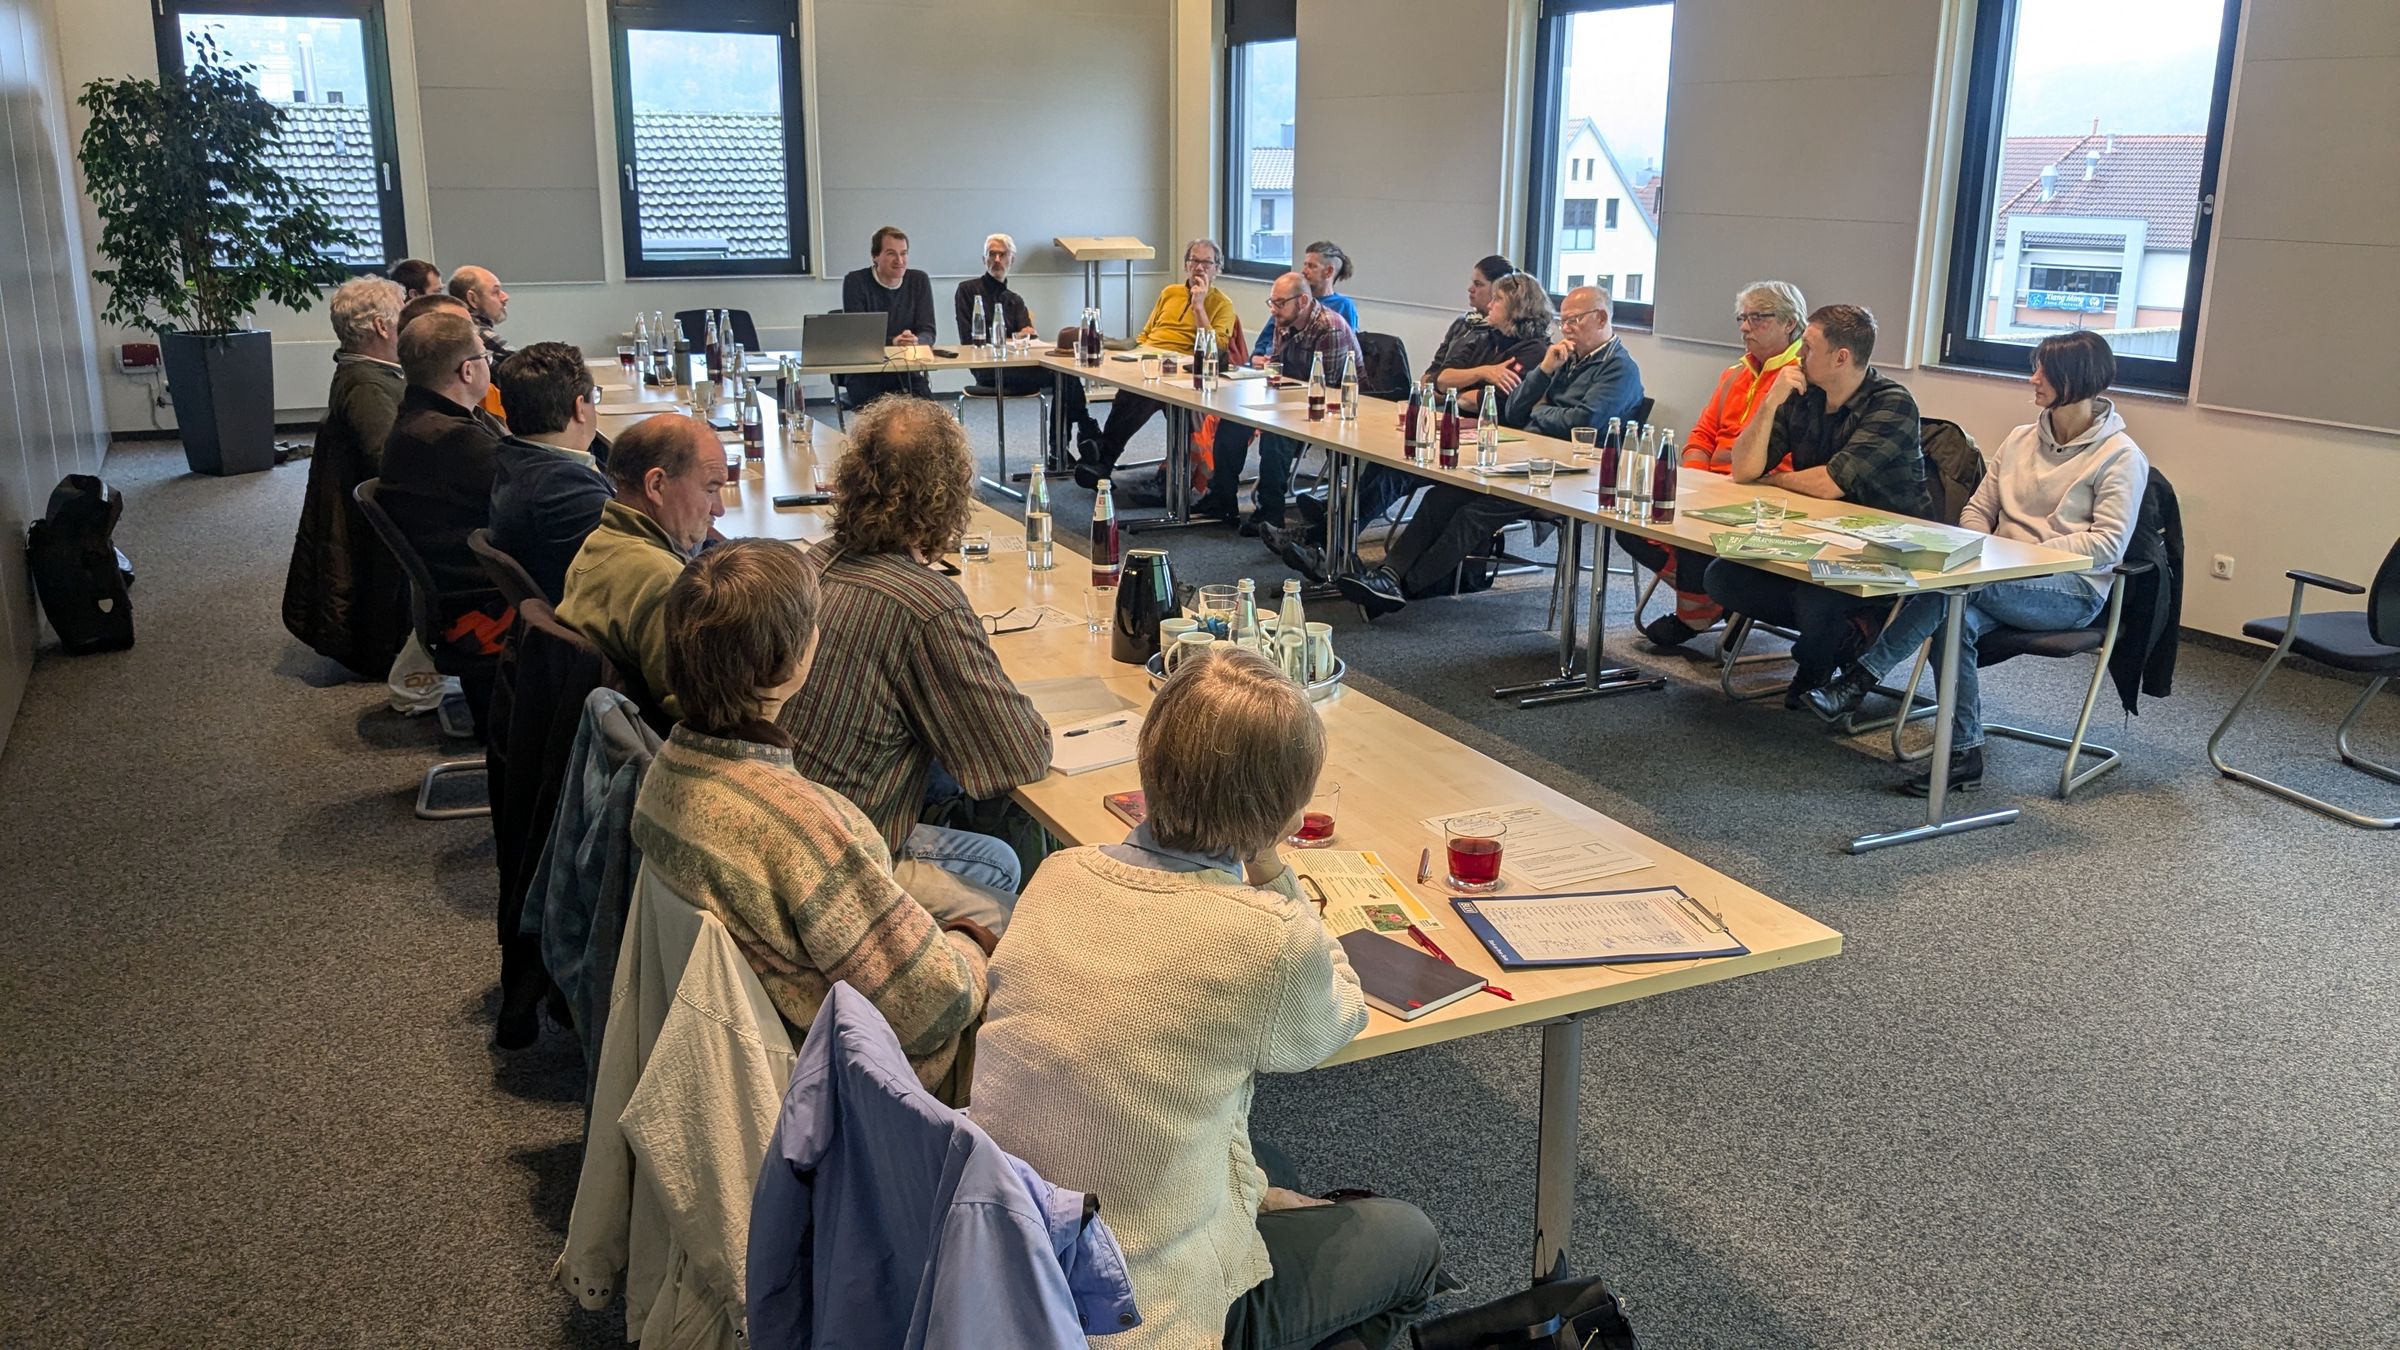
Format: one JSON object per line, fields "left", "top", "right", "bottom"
{"left": 27, "top": 474, "right": 134, "bottom": 654}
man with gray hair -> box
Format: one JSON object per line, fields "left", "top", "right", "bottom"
{"left": 284, "top": 275, "right": 412, "bottom": 679}
{"left": 1073, "top": 237, "right": 1237, "bottom": 485}
{"left": 954, "top": 232, "right": 1050, "bottom": 397}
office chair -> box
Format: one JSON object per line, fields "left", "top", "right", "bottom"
{"left": 355, "top": 479, "right": 496, "bottom": 820}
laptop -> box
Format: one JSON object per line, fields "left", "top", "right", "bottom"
{"left": 802, "top": 312, "right": 892, "bottom": 366}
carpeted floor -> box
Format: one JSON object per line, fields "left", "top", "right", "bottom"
{"left": 2, "top": 415, "right": 2394, "bottom": 1347}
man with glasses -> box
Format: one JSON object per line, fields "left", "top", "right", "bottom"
{"left": 1071, "top": 237, "right": 1238, "bottom": 487}
{"left": 1335, "top": 286, "right": 1643, "bottom": 617}
{"left": 559, "top": 414, "right": 729, "bottom": 724}
{"left": 489, "top": 342, "right": 612, "bottom": 604}
{"left": 377, "top": 310, "right": 514, "bottom": 684}
{"left": 1197, "top": 271, "right": 1361, "bottom": 536}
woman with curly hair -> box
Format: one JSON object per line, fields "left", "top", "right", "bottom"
{"left": 778, "top": 397, "right": 1049, "bottom": 934}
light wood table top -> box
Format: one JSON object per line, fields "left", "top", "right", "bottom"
{"left": 1052, "top": 235, "right": 1155, "bottom": 261}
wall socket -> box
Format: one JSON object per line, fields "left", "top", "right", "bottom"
{"left": 2211, "top": 554, "right": 2236, "bottom": 580}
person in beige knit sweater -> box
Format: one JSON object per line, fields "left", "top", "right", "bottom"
{"left": 972, "top": 649, "right": 1444, "bottom": 1349}
{"left": 628, "top": 540, "right": 996, "bottom": 1097}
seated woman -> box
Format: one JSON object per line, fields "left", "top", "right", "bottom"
{"left": 970, "top": 648, "right": 1444, "bottom": 1350}
{"left": 628, "top": 538, "right": 995, "bottom": 1095}
{"left": 1805, "top": 329, "right": 2151, "bottom": 793}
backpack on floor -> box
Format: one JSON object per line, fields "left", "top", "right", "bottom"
{"left": 1410, "top": 1275, "right": 1638, "bottom": 1350}
{"left": 27, "top": 474, "right": 134, "bottom": 654}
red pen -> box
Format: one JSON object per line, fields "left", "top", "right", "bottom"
{"left": 1406, "top": 923, "right": 1514, "bottom": 1001}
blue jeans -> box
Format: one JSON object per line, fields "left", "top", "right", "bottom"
{"left": 1855, "top": 573, "right": 2105, "bottom": 750}
{"left": 895, "top": 823, "right": 1022, "bottom": 937}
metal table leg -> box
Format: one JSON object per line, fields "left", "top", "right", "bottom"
{"left": 977, "top": 361, "right": 1026, "bottom": 501}
{"left": 1848, "top": 588, "right": 2020, "bottom": 852}
{"left": 1499, "top": 523, "right": 1665, "bottom": 706}
{"left": 1301, "top": 448, "right": 1355, "bottom": 601}
{"left": 1125, "top": 401, "right": 1212, "bottom": 534}
{"left": 1531, "top": 1017, "right": 1587, "bottom": 1284}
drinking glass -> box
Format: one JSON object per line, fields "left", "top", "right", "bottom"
{"left": 1193, "top": 583, "right": 1240, "bottom": 639}
{"left": 1140, "top": 353, "right": 1161, "bottom": 383}
{"left": 1289, "top": 782, "right": 1341, "bottom": 848}
{"left": 1570, "top": 426, "right": 1599, "bottom": 460}
{"left": 960, "top": 531, "right": 992, "bottom": 564}
{"left": 1263, "top": 360, "right": 1282, "bottom": 387}
{"left": 1526, "top": 457, "right": 1557, "bottom": 490}
{"left": 1085, "top": 585, "right": 1118, "bottom": 635}
{"left": 1753, "top": 495, "right": 1787, "bottom": 536}
{"left": 1443, "top": 816, "right": 1508, "bottom": 892}
{"left": 615, "top": 344, "right": 638, "bottom": 379}
{"left": 1169, "top": 629, "right": 1217, "bottom": 673}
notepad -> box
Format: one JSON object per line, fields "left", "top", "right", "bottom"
{"left": 1048, "top": 710, "right": 1142, "bottom": 776}
{"left": 1336, "top": 930, "right": 1486, "bottom": 1020}
{"left": 1451, "top": 886, "right": 1749, "bottom": 968}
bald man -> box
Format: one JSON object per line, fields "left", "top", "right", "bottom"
{"left": 557, "top": 413, "right": 728, "bottom": 722}
{"left": 447, "top": 265, "right": 511, "bottom": 360}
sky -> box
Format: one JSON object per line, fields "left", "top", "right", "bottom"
{"left": 626, "top": 30, "right": 783, "bottom": 115}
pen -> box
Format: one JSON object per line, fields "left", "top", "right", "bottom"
{"left": 1407, "top": 923, "right": 1514, "bottom": 1001}
{"left": 1063, "top": 719, "right": 1127, "bottom": 737}
{"left": 1416, "top": 848, "right": 1431, "bottom": 883}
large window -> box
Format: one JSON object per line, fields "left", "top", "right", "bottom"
{"left": 153, "top": 1, "right": 406, "bottom": 269}
{"left": 1941, "top": 0, "right": 2240, "bottom": 393}
{"left": 608, "top": 0, "right": 809, "bottom": 277}
{"left": 1223, "top": 36, "right": 1297, "bottom": 275}
{"left": 1527, "top": 0, "right": 1672, "bottom": 327}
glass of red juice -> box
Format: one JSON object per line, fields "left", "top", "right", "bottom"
{"left": 1289, "top": 782, "right": 1340, "bottom": 849}
{"left": 1444, "top": 816, "right": 1507, "bottom": 891}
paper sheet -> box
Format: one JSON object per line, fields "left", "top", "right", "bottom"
{"left": 1421, "top": 802, "right": 1653, "bottom": 891}
{"left": 1287, "top": 850, "right": 1444, "bottom": 935}
{"left": 1016, "top": 676, "right": 1135, "bottom": 722}
{"left": 1048, "top": 710, "right": 1142, "bottom": 776}
{"left": 1456, "top": 887, "right": 1729, "bottom": 963}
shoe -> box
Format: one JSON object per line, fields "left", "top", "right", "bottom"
{"left": 1264, "top": 526, "right": 1329, "bottom": 582}
{"left": 1072, "top": 461, "right": 1101, "bottom": 491}
{"left": 1639, "top": 614, "right": 1703, "bottom": 652}
{"left": 1802, "top": 666, "right": 1875, "bottom": 724}
{"left": 1295, "top": 494, "right": 1328, "bottom": 526}
{"left": 1238, "top": 515, "right": 1273, "bottom": 538}
{"left": 1901, "top": 745, "right": 1985, "bottom": 796}
{"left": 491, "top": 1007, "right": 539, "bottom": 1051}
{"left": 1335, "top": 568, "right": 1408, "bottom": 619}
{"left": 1189, "top": 494, "right": 1241, "bottom": 524}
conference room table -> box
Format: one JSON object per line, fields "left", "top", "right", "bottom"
{"left": 592, "top": 389, "right": 1845, "bottom": 1285}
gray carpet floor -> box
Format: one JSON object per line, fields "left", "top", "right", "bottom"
{"left": 2, "top": 415, "right": 2394, "bottom": 1347}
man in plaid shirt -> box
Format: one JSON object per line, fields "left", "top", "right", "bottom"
{"left": 1706, "top": 303, "right": 1937, "bottom": 705}
{"left": 1201, "top": 272, "right": 1362, "bottom": 537}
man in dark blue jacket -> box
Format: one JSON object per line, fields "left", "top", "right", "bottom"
{"left": 489, "top": 342, "right": 612, "bottom": 603}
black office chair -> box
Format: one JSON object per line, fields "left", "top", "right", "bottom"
{"left": 1447, "top": 396, "right": 1661, "bottom": 629}
{"left": 2206, "top": 536, "right": 2400, "bottom": 829}
{"left": 675, "top": 308, "right": 761, "bottom": 352}
{"left": 355, "top": 479, "right": 497, "bottom": 820}
{"left": 468, "top": 528, "right": 547, "bottom": 610}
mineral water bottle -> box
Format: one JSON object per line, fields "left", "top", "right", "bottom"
{"left": 739, "top": 378, "right": 764, "bottom": 463}
{"left": 652, "top": 312, "right": 674, "bottom": 385}
{"left": 632, "top": 312, "right": 650, "bottom": 375}
{"left": 1650, "top": 429, "right": 1679, "bottom": 523}
{"left": 1401, "top": 381, "right": 1423, "bottom": 458}
{"left": 1339, "top": 351, "right": 1359, "bottom": 422}
{"left": 1200, "top": 330, "right": 1220, "bottom": 392}
{"left": 1090, "top": 478, "right": 1122, "bottom": 588}
{"left": 1306, "top": 352, "right": 1327, "bottom": 421}
{"left": 1437, "top": 388, "right": 1462, "bottom": 471}
{"left": 970, "top": 294, "right": 988, "bottom": 346}
{"left": 1475, "top": 386, "right": 1500, "bottom": 470}
{"left": 1626, "top": 425, "right": 1655, "bottom": 514}
{"left": 704, "top": 312, "right": 722, "bottom": 382}
{"left": 1025, "top": 456, "right": 1055, "bottom": 571}
{"left": 1596, "top": 417, "right": 1622, "bottom": 510}
{"left": 1278, "top": 577, "right": 1306, "bottom": 637}
{"left": 1234, "top": 578, "right": 1262, "bottom": 651}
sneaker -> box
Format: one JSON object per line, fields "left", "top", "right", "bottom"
{"left": 1802, "top": 666, "right": 1875, "bottom": 724}
{"left": 1900, "top": 745, "right": 1985, "bottom": 796}
{"left": 1334, "top": 568, "right": 1409, "bottom": 619}
{"left": 1238, "top": 515, "right": 1271, "bottom": 538}
{"left": 1639, "top": 613, "right": 1703, "bottom": 653}
{"left": 1262, "top": 525, "right": 1329, "bottom": 582}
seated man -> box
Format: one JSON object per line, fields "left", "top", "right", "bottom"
{"left": 557, "top": 413, "right": 727, "bottom": 722}
{"left": 1070, "top": 237, "right": 1238, "bottom": 487}
{"left": 1246, "top": 239, "right": 1360, "bottom": 369}
{"left": 377, "top": 310, "right": 508, "bottom": 646}
{"left": 1625, "top": 279, "right": 1807, "bottom": 652}
{"left": 1703, "top": 303, "right": 1936, "bottom": 704}
{"left": 386, "top": 257, "right": 441, "bottom": 299}
{"left": 1335, "top": 286, "right": 1643, "bottom": 617}
{"left": 284, "top": 275, "right": 410, "bottom": 681}
{"left": 488, "top": 342, "right": 610, "bottom": 603}
{"left": 446, "top": 265, "right": 511, "bottom": 361}
{"left": 630, "top": 538, "right": 992, "bottom": 1095}
{"left": 779, "top": 398, "right": 1046, "bottom": 926}
{"left": 953, "top": 232, "right": 1048, "bottom": 396}
{"left": 1193, "top": 271, "right": 1361, "bottom": 537}
{"left": 841, "top": 225, "right": 938, "bottom": 405}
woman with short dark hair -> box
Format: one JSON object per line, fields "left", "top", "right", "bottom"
{"left": 1806, "top": 328, "right": 2153, "bottom": 793}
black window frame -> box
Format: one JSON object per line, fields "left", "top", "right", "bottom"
{"left": 153, "top": 0, "right": 408, "bottom": 272}
{"left": 1939, "top": 0, "right": 2241, "bottom": 395}
{"left": 1525, "top": 0, "right": 1671, "bottom": 329}
{"left": 607, "top": 0, "right": 811, "bottom": 279}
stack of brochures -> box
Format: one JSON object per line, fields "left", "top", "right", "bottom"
{"left": 1711, "top": 532, "right": 1826, "bottom": 562}
{"left": 1808, "top": 558, "right": 1922, "bottom": 588}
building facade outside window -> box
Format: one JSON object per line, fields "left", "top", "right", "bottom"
{"left": 1527, "top": 0, "right": 1672, "bottom": 327}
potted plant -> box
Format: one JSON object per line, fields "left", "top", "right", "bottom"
{"left": 76, "top": 34, "right": 359, "bottom": 476}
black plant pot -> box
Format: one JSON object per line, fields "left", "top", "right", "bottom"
{"left": 160, "top": 328, "right": 275, "bottom": 476}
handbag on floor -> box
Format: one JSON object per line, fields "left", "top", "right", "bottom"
{"left": 1409, "top": 1276, "right": 1638, "bottom": 1350}
{"left": 27, "top": 474, "right": 134, "bottom": 654}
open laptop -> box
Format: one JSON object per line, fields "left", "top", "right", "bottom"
{"left": 802, "top": 312, "right": 892, "bottom": 366}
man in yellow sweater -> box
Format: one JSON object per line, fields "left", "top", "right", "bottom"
{"left": 557, "top": 414, "right": 726, "bottom": 722}
{"left": 1071, "top": 237, "right": 1239, "bottom": 488}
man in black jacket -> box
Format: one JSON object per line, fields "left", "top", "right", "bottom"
{"left": 283, "top": 275, "right": 411, "bottom": 678}
{"left": 840, "top": 225, "right": 937, "bottom": 405}
{"left": 954, "top": 233, "right": 1050, "bottom": 398}
{"left": 380, "top": 310, "right": 509, "bottom": 650}
{"left": 489, "top": 342, "right": 611, "bottom": 603}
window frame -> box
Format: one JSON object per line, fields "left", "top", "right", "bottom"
{"left": 1938, "top": 0, "right": 2241, "bottom": 395}
{"left": 1525, "top": 0, "right": 1669, "bottom": 329}
{"left": 1560, "top": 198, "right": 1597, "bottom": 252}
{"left": 1219, "top": 36, "right": 1297, "bottom": 281}
{"left": 606, "top": 0, "right": 811, "bottom": 279}
{"left": 152, "top": 0, "right": 408, "bottom": 272}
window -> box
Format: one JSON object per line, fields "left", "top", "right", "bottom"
{"left": 1560, "top": 199, "right": 1598, "bottom": 252}
{"left": 1594, "top": 274, "right": 1614, "bottom": 296}
{"left": 1223, "top": 35, "right": 1297, "bottom": 274}
{"left": 1566, "top": 274, "right": 1586, "bottom": 289}
{"left": 1528, "top": 0, "right": 1673, "bottom": 328}
{"left": 608, "top": 0, "right": 809, "bottom": 277}
{"left": 1941, "top": 0, "right": 2240, "bottom": 392}
{"left": 1624, "top": 274, "right": 1644, "bottom": 302}
{"left": 153, "top": 1, "right": 406, "bottom": 268}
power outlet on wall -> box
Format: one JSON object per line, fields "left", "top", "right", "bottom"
{"left": 2211, "top": 554, "right": 2236, "bottom": 580}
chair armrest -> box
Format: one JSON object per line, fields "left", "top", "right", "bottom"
{"left": 2287, "top": 569, "right": 2364, "bottom": 595}
{"left": 2110, "top": 560, "right": 2156, "bottom": 577}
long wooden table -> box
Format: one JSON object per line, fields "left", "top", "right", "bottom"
{"left": 657, "top": 405, "right": 1843, "bottom": 1284}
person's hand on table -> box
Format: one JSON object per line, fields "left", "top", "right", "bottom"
{"left": 894, "top": 331, "right": 920, "bottom": 346}
{"left": 1250, "top": 352, "right": 1271, "bottom": 369}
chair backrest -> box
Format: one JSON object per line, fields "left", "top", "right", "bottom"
{"left": 1918, "top": 417, "right": 1986, "bottom": 525}
{"left": 1626, "top": 396, "right": 1656, "bottom": 429}
{"left": 469, "top": 528, "right": 549, "bottom": 610}
{"left": 1355, "top": 331, "right": 1412, "bottom": 401}
{"left": 2370, "top": 537, "right": 2400, "bottom": 647}
{"left": 354, "top": 478, "right": 447, "bottom": 650}
{"left": 676, "top": 308, "right": 762, "bottom": 351}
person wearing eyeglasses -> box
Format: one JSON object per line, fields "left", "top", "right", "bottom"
{"left": 377, "top": 310, "right": 510, "bottom": 627}
{"left": 779, "top": 398, "right": 1045, "bottom": 926}
{"left": 558, "top": 414, "right": 728, "bottom": 724}
{"left": 1194, "top": 271, "right": 1362, "bottom": 539}
{"left": 1071, "top": 237, "right": 1239, "bottom": 487}
{"left": 1335, "top": 286, "right": 1643, "bottom": 618}
{"left": 488, "top": 342, "right": 611, "bottom": 604}
{"left": 1622, "top": 279, "right": 1808, "bottom": 653}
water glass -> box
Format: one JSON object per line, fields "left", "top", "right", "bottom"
{"left": 1169, "top": 629, "right": 1218, "bottom": 673}
{"left": 1444, "top": 816, "right": 1508, "bottom": 893}
{"left": 1753, "top": 495, "right": 1787, "bottom": 536}
{"left": 1276, "top": 627, "right": 1306, "bottom": 681}
{"left": 1085, "top": 586, "right": 1118, "bottom": 636}
{"left": 1526, "top": 457, "right": 1557, "bottom": 490}
{"left": 1140, "top": 353, "right": 1161, "bottom": 383}
{"left": 1263, "top": 360, "right": 1282, "bottom": 387}
{"left": 615, "top": 344, "right": 638, "bottom": 379}
{"left": 1570, "top": 426, "right": 1599, "bottom": 460}
{"left": 1289, "top": 782, "right": 1341, "bottom": 849}
{"left": 1193, "top": 583, "right": 1240, "bottom": 639}
{"left": 960, "top": 531, "right": 992, "bottom": 564}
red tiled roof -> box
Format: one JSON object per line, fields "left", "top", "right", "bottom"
{"left": 1250, "top": 146, "right": 1293, "bottom": 193}
{"left": 1992, "top": 133, "right": 2205, "bottom": 252}
{"left": 1635, "top": 176, "right": 1662, "bottom": 221}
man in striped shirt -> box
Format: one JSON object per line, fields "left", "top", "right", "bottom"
{"left": 779, "top": 398, "right": 1049, "bottom": 931}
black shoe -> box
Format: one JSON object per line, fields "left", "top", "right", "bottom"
{"left": 1189, "top": 494, "right": 1241, "bottom": 524}
{"left": 1262, "top": 526, "right": 1329, "bottom": 582}
{"left": 492, "top": 1007, "right": 539, "bottom": 1051}
{"left": 1335, "top": 568, "right": 1408, "bottom": 619}
{"left": 1238, "top": 514, "right": 1272, "bottom": 538}
{"left": 1901, "top": 745, "right": 1985, "bottom": 796}
{"left": 1072, "top": 461, "right": 1102, "bottom": 491}
{"left": 1639, "top": 614, "right": 1702, "bottom": 652}
{"left": 1802, "top": 666, "right": 1875, "bottom": 725}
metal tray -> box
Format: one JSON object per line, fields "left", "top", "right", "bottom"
{"left": 1145, "top": 649, "right": 1346, "bottom": 700}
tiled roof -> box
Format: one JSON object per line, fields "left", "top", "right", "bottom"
{"left": 631, "top": 111, "right": 790, "bottom": 259}
{"left": 1992, "top": 134, "right": 2205, "bottom": 252}
{"left": 1250, "top": 145, "right": 1292, "bottom": 193}
{"left": 1634, "top": 175, "right": 1662, "bottom": 222}
{"left": 262, "top": 103, "right": 385, "bottom": 265}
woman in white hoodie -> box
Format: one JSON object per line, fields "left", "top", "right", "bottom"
{"left": 1805, "top": 329, "right": 2150, "bottom": 792}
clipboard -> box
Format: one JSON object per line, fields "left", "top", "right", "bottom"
{"left": 1449, "top": 886, "right": 1748, "bottom": 968}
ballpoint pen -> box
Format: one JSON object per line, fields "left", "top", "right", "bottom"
{"left": 1405, "top": 922, "right": 1513, "bottom": 1001}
